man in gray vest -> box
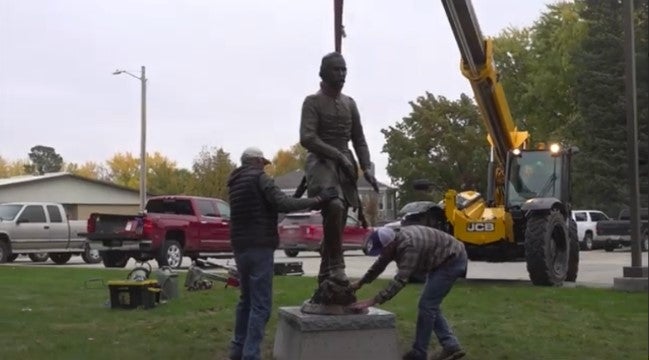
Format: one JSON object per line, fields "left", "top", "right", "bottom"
{"left": 299, "top": 52, "right": 379, "bottom": 311}
{"left": 351, "top": 225, "right": 468, "bottom": 360}
{"left": 227, "top": 147, "right": 337, "bottom": 360}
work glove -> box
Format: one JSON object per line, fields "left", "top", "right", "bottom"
{"left": 316, "top": 187, "right": 338, "bottom": 203}
{"left": 364, "top": 170, "right": 379, "bottom": 193}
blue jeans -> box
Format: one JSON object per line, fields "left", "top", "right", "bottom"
{"left": 411, "top": 252, "right": 467, "bottom": 359}
{"left": 229, "top": 247, "right": 274, "bottom": 360}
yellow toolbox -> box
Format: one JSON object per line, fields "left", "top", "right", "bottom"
{"left": 107, "top": 280, "right": 160, "bottom": 309}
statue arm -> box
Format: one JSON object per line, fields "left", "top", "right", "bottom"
{"left": 350, "top": 98, "right": 372, "bottom": 172}
{"left": 300, "top": 96, "right": 344, "bottom": 161}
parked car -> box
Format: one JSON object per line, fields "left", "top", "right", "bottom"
{"left": 278, "top": 211, "right": 372, "bottom": 257}
{"left": 84, "top": 196, "right": 232, "bottom": 268}
{"left": 595, "top": 208, "right": 648, "bottom": 252}
{"left": 571, "top": 210, "right": 611, "bottom": 250}
{"left": 0, "top": 202, "right": 101, "bottom": 264}
{"left": 382, "top": 201, "right": 448, "bottom": 231}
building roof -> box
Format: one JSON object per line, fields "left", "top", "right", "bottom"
{"left": 274, "top": 169, "right": 307, "bottom": 189}
{"left": 0, "top": 172, "right": 143, "bottom": 194}
{"left": 273, "top": 169, "right": 394, "bottom": 191}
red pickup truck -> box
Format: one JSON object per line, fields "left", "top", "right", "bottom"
{"left": 85, "top": 196, "right": 232, "bottom": 268}
{"left": 278, "top": 211, "right": 372, "bottom": 257}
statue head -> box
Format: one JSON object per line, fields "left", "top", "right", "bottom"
{"left": 319, "top": 52, "right": 347, "bottom": 91}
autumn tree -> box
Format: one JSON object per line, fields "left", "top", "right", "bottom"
{"left": 24, "top": 145, "right": 63, "bottom": 174}
{"left": 382, "top": 93, "right": 488, "bottom": 206}
{"left": 106, "top": 152, "right": 139, "bottom": 189}
{"left": 4, "top": 159, "right": 28, "bottom": 177}
{"left": 0, "top": 157, "right": 8, "bottom": 178}
{"left": 362, "top": 192, "right": 380, "bottom": 226}
{"left": 65, "top": 161, "right": 106, "bottom": 180}
{"left": 147, "top": 152, "right": 191, "bottom": 195}
{"left": 189, "top": 147, "right": 236, "bottom": 200}
{"left": 268, "top": 143, "right": 307, "bottom": 176}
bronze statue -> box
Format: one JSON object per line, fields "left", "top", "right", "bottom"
{"left": 298, "top": 52, "right": 379, "bottom": 314}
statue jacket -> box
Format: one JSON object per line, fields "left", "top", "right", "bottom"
{"left": 299, "top": 87, "right": 372, "bottom": 209}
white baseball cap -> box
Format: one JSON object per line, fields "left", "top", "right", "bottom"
{"left": 366, "top": 227, "right": 396, "bottom": 256}
{"left": 241, "top": 147, "right": 271, "bottom": 165}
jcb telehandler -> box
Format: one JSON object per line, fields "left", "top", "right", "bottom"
{"left": 409, "top": 0, "right": 580, "bottom": 286}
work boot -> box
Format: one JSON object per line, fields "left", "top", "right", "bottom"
{"left": 402, "top": 349, "right": 425, "bottom": 360}
{"left": 429, "top": 347, "right": 466, "bottom": 360}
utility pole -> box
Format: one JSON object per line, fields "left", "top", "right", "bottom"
{"left": 614, "top": 0, "right": 647, "bottom": 291}
{"left": 139, "top": 66, "right": 147, "bottom": 213}
{"left": 623, "top": 0, "right": 641, "bottom": 268}
{"left": 113, "top": 66, "right": 148, "bottom": 212}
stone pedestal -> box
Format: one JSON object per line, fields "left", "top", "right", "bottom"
{"left": 273, "top": 306, "right": 399, "bottom": 360}
{"left": 613, "top": 266, "right": 648, "bottom": 292}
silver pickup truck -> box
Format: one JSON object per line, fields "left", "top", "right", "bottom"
{"left": 0, "top": 202, "right": 101, "bottom": 264}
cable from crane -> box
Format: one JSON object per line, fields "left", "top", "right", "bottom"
{"left": 334, "top": 0, "right": 345, "bottom": 53}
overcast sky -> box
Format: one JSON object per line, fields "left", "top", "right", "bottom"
{"left": 0, "top": 0, "right": 557, "bottom": 184}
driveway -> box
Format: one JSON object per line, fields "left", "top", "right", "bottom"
{"left": 5, "top": 249, "right": 647, "bottom": 287}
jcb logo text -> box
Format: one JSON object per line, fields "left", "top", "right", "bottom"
{"left": 467, "top": 222, "right": 495, "bottom": 232}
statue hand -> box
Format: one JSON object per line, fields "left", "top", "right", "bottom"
{"left": 337, "top": 153, "right": 356, "bottom": 180}
{"left": 364, "top": 170, "right": 379, "bottom": 193}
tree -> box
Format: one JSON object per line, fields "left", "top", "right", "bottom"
{"left": 382, "top": 93, "right": 488, "bottom": 206}
{"left": 190, "top": 147, "right": 236, "bottom": 200}
{"left": 492, "top": 2, "right": 587, "bottom": 143}
{"left": 268, "top": 143, "right": 307, "bottom": 177}
{"left": 147, "top": 152, "right": 190, "bottom": 195}
{"left": 65, "top": 161, "right": 106, "bottom": 180}
{"left": 105, "top": 151, "right": 192, "bottom": 194}
{"left": 571, "top": 0, "right": 629, "bottom": 214}
{"left": 106, "top": 152, "right": 139, "bottom": 189}
{"left": 524, "top": 1, "right": 587, "bottom": 142}
{"left": 4, "top": 159, "right": 28, "bottom": 177}
{"left": 492, "top": 26, "right": 534, "bottom": 132}
{"left": 361, "top": 192, "right": 380, "bottom": 226}
{"left": 0, "top": 156, "right": 8, "bottom": 178}
{"left": 635, "top": 0, "right": 649, "bottom": 207}
{"left": 24, "top": 145, "right": 63, "bottom": 174}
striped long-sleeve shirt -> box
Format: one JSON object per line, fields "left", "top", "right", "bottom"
{"left": 359, "top": 225, "right": 466, "bottom": 304}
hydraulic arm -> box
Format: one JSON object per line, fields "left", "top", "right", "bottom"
{"left": 441, "top": 0, "right": 529, "bottom": 205}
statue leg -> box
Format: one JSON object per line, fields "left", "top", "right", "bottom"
{"left": 301, "top": 198, "right": 359, "bottom": 310}
{"left": 318, "top": 198, "right": 348, "bottom": 285}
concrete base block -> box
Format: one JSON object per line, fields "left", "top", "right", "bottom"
{"left": 622, "top": 266, "right": 648, "bottom": 278}
{"left": 273, "top": 306, "right": 399, "bottom": 360}
{"left": 613, "top": 277, "right": 648, "bottom": 292}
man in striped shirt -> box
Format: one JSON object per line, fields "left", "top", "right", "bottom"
{"left": 350, "top": 225, "right": 468, "bottom": 360}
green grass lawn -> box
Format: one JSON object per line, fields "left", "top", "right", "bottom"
{"left": 0, "top": 266, "right": 647, "bottom": 360}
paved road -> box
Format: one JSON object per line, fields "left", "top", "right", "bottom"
{"left": 4, "top": 249, "right": 647, "bottom": 287}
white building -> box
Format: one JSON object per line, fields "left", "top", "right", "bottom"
{"left": 0, "top": 172, "right": 142, "bottom": 220}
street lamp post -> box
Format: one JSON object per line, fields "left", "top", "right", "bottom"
{"left": 113, "top": 66, "right": 147, "bottom": 212}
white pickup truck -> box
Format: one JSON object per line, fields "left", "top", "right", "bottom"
{"left": 0, "top": 202, "right": 101, "bottom": 264}
{"left": 571, "top": 209, "right": 612, "bottom": 251}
